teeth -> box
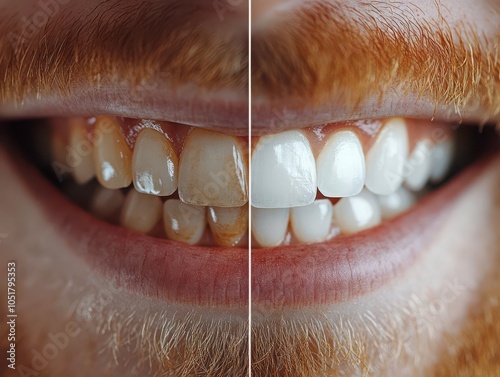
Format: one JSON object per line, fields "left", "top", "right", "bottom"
{"left": 251, "top": 207, "right": 290, "bottom": 247}
{"left": 120, "top": 189, "right": 162, "bottom": 233}
{"left": 291, "top": 199, "right": 333, "bottom": 243}
{"left": 251, "top": 130, "right": 317, "bottom": 208}
{"left": 163, "top": 199, "right": 206, "bottom": 244}
{"left": 405, "top": 139, "right": 432, "bottom": 191}
{"left": 365, "top": 118, "right": 409, "bottom": 196}
{"left": 93, "top": 117, "right": 132, "bottom": 189}
{"left": 178, "top": 129, "right": 248, "bottom": 207}
{"left": 334, "top": 188, "right": 381, "bottom": 234}
{"left": 430, "top": 139, "right": 455, "bottom": 183}
{"left": 132, "top": 128, "right": 178, "bottom": 196}
{"left": 69, "top": 120, "right": 95, "bottom": 184}
{"left": 208, "top": 206, "right": 248, "bottom": 246}
{"left": 317, "top": 130, "right": 365, "bottom": 197}
{"left": 377, "top": 187, "right": 416, "bottom": 220}
{"left": 89, "top": 187, "right": 125, "bottom": 220}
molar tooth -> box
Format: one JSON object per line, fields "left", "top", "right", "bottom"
{"left": 89, "top": 187, "right": 125, "bottom": 220}
{"left": 317, "top": 130, "right": 365, "bottom": 197}
{"left": 334, "top": 188, "right": 381, "bottom": 234}
{"left": 69, "top": 120, "right": 95, "bottom": 184}
{"left": 120, "top": 189, "right": 162, "bottom": 233}
{"left": 291, "top": 199, "right": 333, "bottom": 243}
{"left": 251, "top": 130, "right": 317, "bottom": 208}
{"left": 132, "top": 128, "right": 178, "bottom": 196}
{"left": 178, "top": 129, "right": 248, "bottom": 207}
{"left": 163, "top": 199, "right": 206, "bottom": 244}
{"left": 377, "top": 187, "right": 416, "bottom": 220}
{"left": 251, "top": 207, "right": 290, "bottom": 247}
{"left": 405, "top": 139, "right": 432, "bottom": 191}
{"left": 430, "top": 139, "right": 455, "bottom": 183}
{"left": 208, "top": 206, "right": 248, "bottom": 246}
{"left": 93, "top": 117, "right": 132, "bottom": 189}
{"left": 365, "top": 118, "right": 409, "bottom": 196}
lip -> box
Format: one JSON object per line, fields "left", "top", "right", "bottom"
{"left": 251, "top": 152, "right": 498, "bottom": 309}
{"left": 1, "top": 136, "right": 248, "bottom": 309}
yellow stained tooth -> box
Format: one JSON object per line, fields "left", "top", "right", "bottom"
{"left": 132, "top": 128, "right": 178, "bottom": 196}
{"left": 178, "top": 129, "right": 248, "bottom": 207}
{"left": 208, "top": 206, "right": 248, "bottom": 246}
{"left": 120, "top": 189, "right": 162, "bottom": 233}
{"left": 93, "top": 117, "right": 132, "bottom": 189}
{"left": 69, "top": 119, "right": 95, "bottom": 184}
{"left": 163, "top": 199, "right": 206, "bottom": 245}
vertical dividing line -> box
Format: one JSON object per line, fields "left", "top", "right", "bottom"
{"left": 248, "top": 0, "right": 252, "bottom": 375}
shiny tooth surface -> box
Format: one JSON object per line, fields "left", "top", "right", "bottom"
{"left": 208, "top": 206, "right": 248, "bottom": 246}
{"left": 178, "top": 129, "right": 248, "bottom": 207}
{"left": 163, "top": 199, "right": 206, "bottom": 244}
{"left": 430, "top": 139, "right": 455, "bottom": 183}
{"left": 377, "top": 186, "right": 416, "bottom": 220}
{"left": 89, "top": 187, "right": 125, "bottom": 220}
{"left": 120, "top": 189, "right": 162, "bottom": 233}
{"left": 69, "top": 120, "right": 95, "bottom": 184}
{"left": 93, "top": 117, "right": 132, "bottom": 189}
{"left": 405, "top": 139, "right": 432, "bottom": 191}
{"left": 132, "top": 128, "right": 178, "bottom": 196}
{"left": 334, "top": 188, "right": 381, "bottom": 234}
{"left": 291, "top": 199, "right": 333, "bottom": 243}
{"left": 251, "top": 207, "right": 290, "bottom": 247}
{"left": 365, "top": 118, "right": 409, "bottom": 196}
{"left": 251, "top": 130, "right": 317, "bottom": 208}
{"left": 316, "top": 130, "right": 365, "bottom": 197}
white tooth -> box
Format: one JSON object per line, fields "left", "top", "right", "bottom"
{"left": 251, "top": 130, "right": 317, "bottom": 208}
{"left": 377, "top": 187, "right": 416, "bottom": 220}
{"left": 132, "top": 128, "right": 178, "bottom": 196}
{"left": 251, "top": 207, "right": 290, "bottom": 247}
{"left": 69, "top": 121, "right": 95, "bottom": 184}
{"left": 120, "top": 190, "right": 162, "bottom": 233}
{"left": 365, "top": 118, "right": 409, "bottom": 195}
{"left": 430, "top": 139, "right": 454, "bottom": 183}
{"left": 334, "top": 189, "right": 381, "bottom": 234}
{"left": 89, "top": 187, "right": 125, "bottom": 220}
{"left": 291, "top": 199, "right": 333, "bottom": 243}
{"left": 208, "top": 206, "right": 248, "bottom": 246}
{"left": 405, "top": 139, "right": 433, "bottom": 191}
{"left": 178, "top": 129, "right": 248, "bottom": 207}
{"left": 317, "top": 130, "right": 365, "bottom": 197}
{"left": 163, "top": 199, "right": 206, "bottom": 244}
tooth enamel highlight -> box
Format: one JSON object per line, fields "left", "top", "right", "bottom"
{"left": 93, "top": 117, "right": 133, "bottom": 189}
{"left": 132, "top": 128, "right": 178, "bottom": 196}
{"left": 365, "top": 118, "right": 409, "bottom": 196}
{"left": 251, "top": 207, "right": 290, "bottom": 247}
{"left": 377, "top": 187, "right": 416, "bottom": 220}
{"left": 120, "top": 189, "right": 162, "bottom": 233}
{"left": 317, "top": 130, "right": 365, "bottom": 197}
{"left": 89, "top": 187, "right": 125, "bottom": 220}
{"left": 430, "top": 139, "right": 455, "bottom": 183}
{"left": 69, "top": 121, "right": 95, "bottom": 184}
{"left": 208, "top": 206, "right": 248, "bottom": 246}
{"left": 178, "top": 129, "right": 248, "bottom": 207}
{"left": 163, "top": 199, "right": 206, "bottom": 244}
{"left": 334, "top": 189, "right": 381, "bottom": 234}
{"left": 405, "top": 139, "right": 432, "bottom": 191}
{"left": 251, "top": 130, "right": 317, "bottom": 208}
{"left": 291, "top": 199, "right": 333, "bottom": 243}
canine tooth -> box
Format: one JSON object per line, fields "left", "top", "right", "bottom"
{"left": 132, "top": 128, "right": 178, "bottom": 196}
{"left": 251, "top": 207, "right": 290, "bottom": 247}
{"left": 93, "top": 117, "right": 132, "bottom": 189}
{"left": 291, "top": 199, "right": 333, "bottom": 243}
{"left": 405, "top": 139, "right": 432, "bottom": 191}
{"left": 178, "top": 129, "right": 248, "bottom": 207}
{"left": 251, "top": 130, "right": 316, "bottom": 208}
{"left": 120, "top": 190, "right": 162, "bottom": 233}
{"left": 377, "top": 187, "right": 416, "bottom": 220}
{"left": 365, "top": 118, "right": 409, "bottom": 195}
{"left": 89, "top": 187, "right": 125, "bottom": 220}
{"left": 69, "top": 120, "right": 95, "bottom": 184}
{"left": 317, "top": 130, "right": 365, "bottom": 197}
{"left": 163, "top": 199, "right": 206, "bottom": 244}
{"left": 430, "top": 139, "right": 454, "bottom": 183}
{"left": 334, "top": 189, "right": 381, "bottom": 234}
{"left": 208, "top": 206, "right": 248, "bottom": 246}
